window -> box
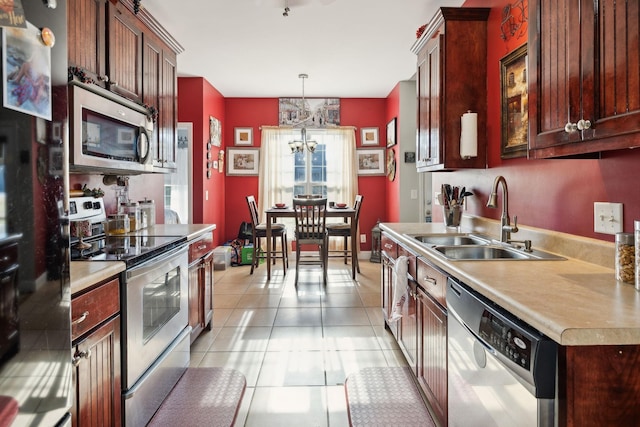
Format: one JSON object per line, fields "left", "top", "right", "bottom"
{"left": 258, "top": 126, "right": 357, "bottom": 226}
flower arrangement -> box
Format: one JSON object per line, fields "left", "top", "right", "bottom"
{"left": 416, "top": 24, "right": 427, "bottom": 39}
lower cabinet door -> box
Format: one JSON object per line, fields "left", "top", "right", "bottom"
{"left": 74, "top": 316, "right": 121, "bottom": 427}
{"left": 398, "top": 280, "right": 418, "bottom": 372}
{"left": 417, "top": 286, "right": 447, "bottom": 426}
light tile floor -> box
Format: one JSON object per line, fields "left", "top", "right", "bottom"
{"left": 189, "top": 258, "right": 407, "bottom": 427}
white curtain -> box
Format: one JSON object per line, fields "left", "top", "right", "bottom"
{"left": 258, "top": 126, "right": 358, "bottom": 241}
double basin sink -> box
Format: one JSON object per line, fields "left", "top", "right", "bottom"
{"left": 406, "top": 233, "right": 565, "bottom": 261}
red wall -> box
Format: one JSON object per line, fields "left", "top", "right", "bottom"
{"left": 178, "top": 77, "right": 226, "bottom": 246}
{"left": 223, "top": 97, "right": 389, "bottom": 250}
{"left": 427, "top": 1, "right": 640, "bottom": 241}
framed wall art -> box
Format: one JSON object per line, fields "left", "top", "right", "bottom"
{"left": 386, "top": 118, "right": 396, "bottom": 148}
{"left": 227, "top": 148, "right": 259, "bottom": 176}
{"left": 500, "top": 44, "right": 528, "bottom": 159}
{"left": 361, "top": 127, "right": 379, "bottom": 146}
{"left": 234, "top": 127, "right": 253, "bottom": 146}
{"left": 209, "top": 116, "right": 221, "bottom": 147}
{"left": 356, "top": 148, "right": 385, "bottom": 176}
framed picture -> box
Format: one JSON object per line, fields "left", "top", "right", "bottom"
{"left": 356, "top": 148, "right": 385, "bottom": 176}
{"left": 177, "top": 122, "right": 192, "bottom": 149}
{"left": 404, "top": 151, "right": 416, "bottom": 163}
{"left": 386, "top": 118, "right": 396, "bottom": 148}
{"left": 227, "top": 148, "right": 259, "bottom": 175}
{"left": 500, "top": 44, "right": 528, "bottom": 159}
{"left": 361, "top": 127, "right": 379, "bottom": 146}
{"left": 48, "top": 146, "right": 63, "bottom": 176}
{"left": 209, "top": 116, "right": 221, "bottom": 147}
{"left": 234, "top": 127, "right": 253, "bottom": 146}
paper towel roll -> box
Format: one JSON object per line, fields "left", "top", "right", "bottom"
{"left": 460, "top": 112, "right": 478, "bottom": 158}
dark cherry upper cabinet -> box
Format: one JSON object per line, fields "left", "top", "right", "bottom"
{"left": 107, "top": 0, "right": 143, "bottom": 102}
{"left": 529, "top": 0, "right": 640, "bottom": 158}
{"left": 411, "top": 7, "right": 490, "bottom": 172}
{"left": 67, "top": 0, "right": 108, "bottom": 88}
{"left": 143, "top": 32, "right": 178, "bottom": 171}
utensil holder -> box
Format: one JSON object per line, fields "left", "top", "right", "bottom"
{"left": 443, "top": 205, "right": 462, "bottom": 228}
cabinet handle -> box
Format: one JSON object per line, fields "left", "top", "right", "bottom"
{"left": 198, "top": 244, "right": 207, "bottom": 250}
{"left": 577, "top": 119, "right": 591, "bottom": 130}
{"left": 72, "top": 349, "right": 92, "bottom": 367}
{"left": 110, "top": 81, "right": 118, "bottom": 87}
{"left": 98, "top": 75, "right": 109, "bottom": 83}
{"left": 564, "top": 122, "right": 578, "bottom": 133}
{"left": 72, "top": 311, "right": 89, "bottom": 326}
{"left": 422, "top": 276, "right": 437, "bottom": 286}
{"left": 384, "top": 243, "right": 393, "bottom": 249}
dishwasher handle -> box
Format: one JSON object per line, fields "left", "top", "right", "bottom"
{"left": 449, "top": 304, "right": 496, "bottom": 356}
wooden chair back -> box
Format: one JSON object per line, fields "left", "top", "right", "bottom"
{"left": 293, "top": 198, "right": 327, "bottom": 244}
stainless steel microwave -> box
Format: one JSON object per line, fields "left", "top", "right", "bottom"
{"left": 70, "top": 83, "right": 154, "bottom": 174}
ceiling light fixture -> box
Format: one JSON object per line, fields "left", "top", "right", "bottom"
{"left": 289, "top": 73, "right": 318, "bottom": 154}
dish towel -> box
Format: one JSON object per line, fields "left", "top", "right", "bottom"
{"left": 389, "top": 255, "right": 408, "bottom": 322}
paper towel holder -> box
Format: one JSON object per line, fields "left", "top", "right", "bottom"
{"left": 460, "top": 110, "right": 478, "bottom": 159}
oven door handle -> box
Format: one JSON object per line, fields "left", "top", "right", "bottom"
{"left": 126, "top": 244, "right": 187, "bottom": 278}
{"left": 449, "top": 306, "right": 496, "bottom": 356}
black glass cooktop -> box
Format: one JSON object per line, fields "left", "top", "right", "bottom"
{"left": 71, "top": 233, "right": 186, "bottom": 267}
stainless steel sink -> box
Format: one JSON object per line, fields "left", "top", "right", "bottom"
{"left": 432, "top": 244, "right": 566, "bottom": 261}
{"left": 434, "top": 245, "right": 529, "bottom": 260}
{"left": 408, "top": 233, "right": 491, "bottom": 246}
{"left": 404, "top": 233, "right": 565, "bottom": 261}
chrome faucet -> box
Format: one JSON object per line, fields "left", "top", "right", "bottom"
{"left": 486, "top": 175, "right": 518, "bottom": 242}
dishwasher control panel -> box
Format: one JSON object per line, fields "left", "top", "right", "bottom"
{"left": 479, "top": 310, "right": 532, "bottom": 370}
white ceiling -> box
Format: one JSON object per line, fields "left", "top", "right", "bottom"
{"left": 141, "top": 0, "right": 463, "bottom": 98}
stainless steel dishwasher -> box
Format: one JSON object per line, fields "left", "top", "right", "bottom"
{"left": 446, "top": 278, "right": 557, "bottom": 427}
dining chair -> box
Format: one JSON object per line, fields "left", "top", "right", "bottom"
{"left": 292, "top": 197, "right": 328, "bottom": 286}
{"left": 326, "top": 195, "right": 363, "bottom": 278}
{"left": 245, "top": 195, "right": 288, "bottom": 275}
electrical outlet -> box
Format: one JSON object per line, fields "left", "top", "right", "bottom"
{"left": 594, "top": 202, "right": 623, "bottom": 234}
{"left": 360, "top": 234, "right": 366, "bottom": 243}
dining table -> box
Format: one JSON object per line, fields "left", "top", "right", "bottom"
{"left": 264, "top": 205, "right": 357, "bottom": 281}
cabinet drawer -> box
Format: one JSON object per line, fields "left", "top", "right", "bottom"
{"left": 72, "top": 278, "right": 120, "bottom": 342}
{"left": 0, "top": 243, "right": 18, "bottom": 271}
{"left": 398, "top": 246, "right": 417, "bottom": 279}
{"left": 416, "top": 257, "right": 447, "bottom": 307}
{"left": 189, "top": 232, "right": 214, "bottom": 263}
{"left": 381, "top": 234, "right": 398, "bottom": 259}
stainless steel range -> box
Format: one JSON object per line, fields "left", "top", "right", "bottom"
{"left": 69, "top": 196, "right": 190, "bottom": 426}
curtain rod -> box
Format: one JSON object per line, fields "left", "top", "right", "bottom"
{"left": 259, "top": 125, "right": 356, "bottom": 131}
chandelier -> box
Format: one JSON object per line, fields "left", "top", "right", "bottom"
{"left": 288, "top": 73, "right": 318, "bottom": 153}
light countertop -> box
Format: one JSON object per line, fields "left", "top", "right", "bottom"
{"left": 143, "top": 224, "right": 216, "bottom": 241}
{"left": 380, "top": 221, "right": 640, "bottom": 346}
{"left": 70, "top": 261, "right": 126, "bottom": 295}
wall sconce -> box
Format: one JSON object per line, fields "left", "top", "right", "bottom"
{"left": 460, "top": 111, "right": 477, "bottom": 159}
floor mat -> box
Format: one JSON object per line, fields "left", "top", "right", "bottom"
{"left": 345, "top": 367, "right": 436, "bottom": 427}
{"left": 148, "top": 367, "right": 246, "bottom": 427}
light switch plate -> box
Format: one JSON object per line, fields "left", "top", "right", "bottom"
{"left": 594, "top": 202, "right": 623, "bottom": 234}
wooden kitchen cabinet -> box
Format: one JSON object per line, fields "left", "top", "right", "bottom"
{"left": 71, "top": 276, "right": 121, "bottom": 427}
{"left": 528, "top": 0, "right": 640, "bottom": 158}
{"left": 107, "top": 0, "right": 143, "bottom": 102}
{"left": 410, "top": 7, "right": 490, "bottom": 172}
{"left": 67, "top": 0, "right": 108, "bottom": 88}
{"left": 381, "top": 233, "right": 398, "bottom": 337}
{"left": 143, "top": 31, "right": 178, "bottom": 171}
{"left": 188, "top": 232, "right": 215, "bottom": 344}
{"left": 416, "top": 263, "right": 448, "bottom": 427}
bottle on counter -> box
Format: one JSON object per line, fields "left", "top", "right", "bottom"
{"left": 616, "top": 232, "right": 634, "bottom": 284}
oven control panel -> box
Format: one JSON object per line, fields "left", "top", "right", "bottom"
{"left": 479, "top": 310, "right": 532, "bottom": 370}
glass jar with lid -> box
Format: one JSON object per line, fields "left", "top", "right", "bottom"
{"left": 138, "top": 198, "right": 156, "bottom": 229}
{"left": 616, "top": 232, "right": 634, "bottom": 284}
{"left": 120, "top": 201, "right": 141, "bottom": 231}
{"left": 104, "top": 214, "right": 130, "bottom": 235}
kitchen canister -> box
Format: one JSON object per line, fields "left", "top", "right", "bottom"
{"left": 635, "top": 221, "right": 640, "bottom": 290}
{"left": 615, "top": 232, "right": 634, "bottom": 284}
{"left": 120, "top": 201, "right": 141, "bottom": 231}
{"left": 139, "top": 198, "right": 156, "bottom": 229}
